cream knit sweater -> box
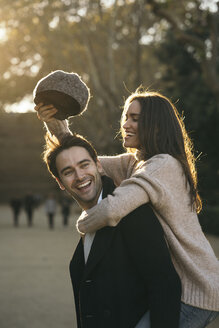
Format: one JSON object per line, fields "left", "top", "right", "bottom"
{"left": 78, "top": 152, "right": 219, "bottom": 311}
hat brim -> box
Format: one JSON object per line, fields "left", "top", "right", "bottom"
{"left": 34, "top": 90, "right": 81, "bottom": 120}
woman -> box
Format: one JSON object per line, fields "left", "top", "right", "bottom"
{"left": 35, "top": 90, "right": 219, "bottom": 327}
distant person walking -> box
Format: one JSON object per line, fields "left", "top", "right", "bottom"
{"left": 60, "top": 197, "right": 71, "bottom": 226}
{"left": 24, "top": 192, "right": 35, "bottom": 227}
{"left": 10, "top": 198, "right": 22, "bottom": 227}
{"left": 45, "top": 193, "right": 56, "bottom": 229}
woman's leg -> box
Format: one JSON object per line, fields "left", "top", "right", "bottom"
{"left": 135, "top": 311, "right": 150, "bottom": 328}
{"left": 180, "top": 302, "right": 219, "bottom": 328}
{"left": 134, "top": 304, "right": 219, "bottom": 328}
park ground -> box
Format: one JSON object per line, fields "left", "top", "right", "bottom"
{"left": 0, "top": 204, "right": 218, "bottom": 328}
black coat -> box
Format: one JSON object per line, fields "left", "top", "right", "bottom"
{"left": 70, "top": 176, "right": 181, "bottom": 328}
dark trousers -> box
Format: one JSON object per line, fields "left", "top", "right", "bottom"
{"left": 47, "top": 213, "right": 54, "bottom": 229}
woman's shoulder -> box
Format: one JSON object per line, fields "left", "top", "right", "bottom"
{"left": 150, "top": 154, "right": 180, "bottom": 166}
{"left": 137, "top": 154, "right": 183, "bottom": 176}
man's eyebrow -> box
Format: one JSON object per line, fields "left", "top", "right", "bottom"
{"left": 78, "top": 159, "right": 91, "bottom": 165}
{"left": 60, "top": 159, "right": 91, "bottom": 174}
{"left": 60, "top": 166, "right": 72, "bottom": 174}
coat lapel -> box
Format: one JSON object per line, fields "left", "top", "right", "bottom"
{"left": 82, "top": 176, "right": 116, "bottom": 280}
{"left": 82, "top": 226, "right": 116, "bottom": 280}
{"left": 70, "top": 238, "right": 85, "bottom": 287}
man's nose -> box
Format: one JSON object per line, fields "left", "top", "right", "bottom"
{"left": 75, "top": 169, "right": 85, "bottom": 181}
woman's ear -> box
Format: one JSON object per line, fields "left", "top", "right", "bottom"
{"left": 55, "top": 178, "right": 65, "bottom": 191}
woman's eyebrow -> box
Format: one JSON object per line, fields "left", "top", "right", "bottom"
{"left": 125, "top": 113, "right": 140, "bottom": 118}
{"left": 129, "top": 113, "right": 140, "bottom": 118}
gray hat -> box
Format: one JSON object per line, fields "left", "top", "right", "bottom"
{"left": 33, "top": 70, "right": 90, "bottom": 120}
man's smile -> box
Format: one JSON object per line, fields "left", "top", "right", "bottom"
{"left": 75, "top": 179, "right": 92, "bottom": 192}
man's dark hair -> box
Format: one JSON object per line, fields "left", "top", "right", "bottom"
{"left": 43, "top": 133, "right": 98, "bottom": 179}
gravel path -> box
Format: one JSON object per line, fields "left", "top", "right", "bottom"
{"left": 0, "top": 205, "right": 218, "bottom": 328}
{"left": 0, "top": 204, "right": 79, "bottom": 328}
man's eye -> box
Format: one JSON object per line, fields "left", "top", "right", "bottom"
{"left": 81, "top": 163, "right": 89, "bottom": 169}
{"left": 64, "top": 171, "right": 72, "bottom": 176}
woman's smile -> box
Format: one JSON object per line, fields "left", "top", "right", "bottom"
{"left": 122, "top": 100, "right": 141, "bottom": 149}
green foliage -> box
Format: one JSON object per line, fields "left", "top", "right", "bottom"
{"left": 155, "top": 30, "right": 219, "bottom": 206}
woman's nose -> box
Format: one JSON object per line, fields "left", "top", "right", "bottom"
{"left": 123, "top": 119, "right": 130, "bottom": 129}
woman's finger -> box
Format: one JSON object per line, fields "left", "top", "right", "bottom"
{"left": 36, "top": 107, "right": 58, "bottom": 122}
{"left": 34, "top": 103, "right": 55, "bottom": 111}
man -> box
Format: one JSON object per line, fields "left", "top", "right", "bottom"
{"left": 24, "top": 192, "right": 35, "bottom": 227}
{"left": 43, "top": 132, "right": 181, "bottom": 328}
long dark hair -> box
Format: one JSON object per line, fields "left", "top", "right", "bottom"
{"left": 121, "top": 90, "right": 202, "bottom": 213}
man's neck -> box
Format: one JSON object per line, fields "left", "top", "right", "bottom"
{"left": 80, "top": 188, "right": 103, "bottom": 211}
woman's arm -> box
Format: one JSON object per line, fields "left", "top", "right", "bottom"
{"left": 77, "top": 154, "right": 181, "bottom": 234}
{"left": 34, "top": 103, "right": 72, "bottom": 141}
{"left": 99, "top": 153, "right": 136, "bottom": 186}
{"left": 77, "top": 175, "right": 148, "bottom": 233}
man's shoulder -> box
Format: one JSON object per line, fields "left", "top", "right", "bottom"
{"left": 122, "top": 203, "right": 155, "bottom": 221}
{"left": 102, "top": 175, "right": 116, "bottom": 198}
{"left": 119, "top": 203, "right": 164, "bottom": 243}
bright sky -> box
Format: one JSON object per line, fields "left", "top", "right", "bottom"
{"left": 0, "top": 27, "right": 7, "bottom": 43}
{"left": 4, "top": 96, "right": 34, "bottom": 113}
{"left": 200, "top": 0, "right": 218, "bottom": 11}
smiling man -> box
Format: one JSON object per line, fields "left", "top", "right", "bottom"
{"left": 43, "top": 132, "right": 181, "bottom": 328}
{"left": 56, "top": 146, "right": 102, "bottom": 210}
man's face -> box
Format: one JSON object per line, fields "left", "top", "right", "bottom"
{"left": 56, "top": 146, "right": 102, "bottom": 210}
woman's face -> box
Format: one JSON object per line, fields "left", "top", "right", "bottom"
{"left": 122, "top": 100, "right": 141, "bottom": 149}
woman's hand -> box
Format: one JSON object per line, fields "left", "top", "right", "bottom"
{"left": 34, "top": 103, "right": 58, "bottom": 123}
{"left": 34, "top": 102, "right": 72, "bottom": 141}
{"left": 76, "top": 211, "right": 89, "bottom": 234}
{"left": 76, "top": 208, "right": 113, "bottom": 234}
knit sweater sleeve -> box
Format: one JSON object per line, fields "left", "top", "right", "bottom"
{"left": 44, "top": 119, "right": 72, "bottom": 141}
{"left": 77, "top": 154, "right": 181, "bottom": 233}
{"left": 98, "top": 153, "right": 136, "bottom": 186}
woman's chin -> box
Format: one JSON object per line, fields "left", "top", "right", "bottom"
{"left": 123, "top": 140, "right": 130, "bottom": 148}
{"left": 123, "top": 140, "right": 138, "bottom": 149}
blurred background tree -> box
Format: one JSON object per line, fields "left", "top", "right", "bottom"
{"left": 0, "top": 0, "right": 218, "bottom": 232}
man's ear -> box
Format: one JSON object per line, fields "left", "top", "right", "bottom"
{"left": 96, "top": 159, "right": 103, "bottom": 174}
{"left": 55, "top": 177, "right": 65, "bottom": 191}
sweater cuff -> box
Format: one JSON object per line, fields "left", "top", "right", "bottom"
{"left": 45, "top": 119, "right": 72, "bottom": 141}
